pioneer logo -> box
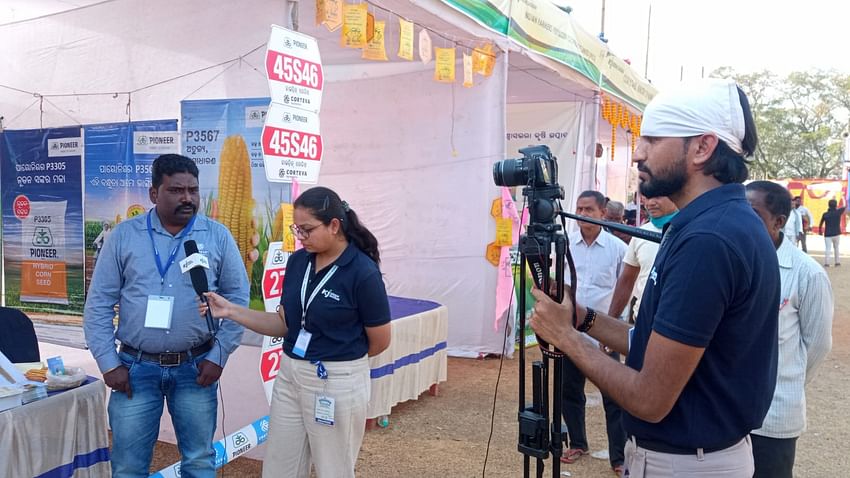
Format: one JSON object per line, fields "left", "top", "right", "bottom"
{"left": 47, "top": 137, "right": 82, "bottom": 157}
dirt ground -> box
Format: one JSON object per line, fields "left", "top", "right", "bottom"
{"left": 151, "top": 244, "right": 850, "bottom": 477}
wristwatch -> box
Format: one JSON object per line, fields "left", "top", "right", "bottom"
{"left": 577, "top": 307, "right": 597, "bottom": 333}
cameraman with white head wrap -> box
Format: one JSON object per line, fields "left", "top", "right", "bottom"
{"left": 530, "top": 79, "right": 780, "bottom": 477}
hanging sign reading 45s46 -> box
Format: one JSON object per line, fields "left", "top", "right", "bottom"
{"left": 262, "top": 102, "right": 323, "bottom": 183}
{"left": 265, "top": 25, "right": 324, "bottom": 113}
{"left": 264, "top": 25, "right": 324, "bottom": 184}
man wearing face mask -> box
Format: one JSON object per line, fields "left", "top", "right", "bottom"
{"left": 84, "top": 154, "right": 249, "bottom": 477}
{"left": 607, "top": 196, "right": 678, "bottom": 323}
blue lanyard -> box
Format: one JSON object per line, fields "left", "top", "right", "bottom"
{"left": 147, "top": 209, "right": 197, "bottom": 283}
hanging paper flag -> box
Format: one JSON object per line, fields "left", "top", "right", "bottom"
{"left": 418, "top": 29, "right": 433, "bottom": 64}
{"left": 463, "top": 53, "right": 474, "bottom": 88}
{"left": 490, "top": 198, "right": 502, "bottom": 218}
{"left": 318, "top": 0, "right": 343, "bottom": 32}
{"left": 362, "top": 20, "right": 388, "bottom": 61}
{"left": 472, "top": 43, "right": 496, "bottom": 77}
{"left": 434, "top": 47, "right": 455, "bottom": 83}
{"left": 366, "top": 12, "right": 375, "bottom": 42}
{"left": 281, "top": 203, "right": 296, "bottom": 252}
{"left": 341, "top": 3, "right": 368, "bottom": 48}
{"left": 486, "top": 241, "right": 501, "bottom": 267}
{"left": 495, "top": 217, "right": 513, "bottom": 246}
{"left": 398, "top": 18, "right": 414, "bottom": 60}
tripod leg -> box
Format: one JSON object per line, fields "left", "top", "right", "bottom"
{"left": 550, "top": 234, "right": 567, "bottom": 477}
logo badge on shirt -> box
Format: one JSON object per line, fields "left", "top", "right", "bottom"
{"left": 649, "top": 266, "right": 658, "bottom": 286}
{"left": 321, "top": 288, "right": 340, "bottom": 301}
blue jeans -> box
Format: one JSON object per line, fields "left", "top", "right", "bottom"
{"left": 108, "top": 351, "right": 218, "bottom": 478}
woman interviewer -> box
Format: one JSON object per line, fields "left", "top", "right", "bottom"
{"left": 202, "top": 187, "right": 391, "bottom": 478}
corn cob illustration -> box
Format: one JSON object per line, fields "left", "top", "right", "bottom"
{"left": 217, "top": 135, "right": 259, "bottom": 275}
{"left": 270, "top": 204, "right": 285, "bottom": 243}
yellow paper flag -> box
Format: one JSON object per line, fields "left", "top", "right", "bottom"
{"left": 472, "top": 43, "right": 496, "bottom": 76}
{"left": 398, "top": 18, "right": 414, "bottom": 60}
{"left": 486, "top": 241, "right": 501, "bottom": 267}
{"left": 281, "top": 203, "right": 296, "bottom": 252}
{"left": 495, "top": 217, "right": 513, "bottom": 247}
{"left": 362, "top": 20, "right": 388, "bottom": 61}
{"left": 341, "top": 3, "right": 368, "bottom": 48}
{"left": 463, "top": 52, "right": 474, "bottom": 88}
{"left": 318, "top": 0, "right": 343, "bottom": 32}
{"left": 366, "top": 12, "right": 375, "bottom": 42}
{"left": 434, "top": 47, "right": 456, "bottom": 83}
{"left": 490, "top": 198, "right": 502, "bottom": 218}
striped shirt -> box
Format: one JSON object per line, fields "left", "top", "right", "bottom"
{"left": 753, "top": 234, "right": 833, "bottom": 439}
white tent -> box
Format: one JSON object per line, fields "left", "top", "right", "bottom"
{"left": 0, "top": 0, "right": 652, "bottom": 455}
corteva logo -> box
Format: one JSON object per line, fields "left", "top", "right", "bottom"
{"left": 133, "top": 132, "right": 179, "bottom": 154}
{"left": 47, "top": 137, "right": 82, "bottom": 157}
{"left": 245, "top": 106, "right": 268, "bottom": 128}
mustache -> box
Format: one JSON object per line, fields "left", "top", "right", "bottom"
{"left": 637, "top": 162, "right": 651, "bottom": 175}
{"left": 175, "top": 203, "right": 197, "bottom": 213}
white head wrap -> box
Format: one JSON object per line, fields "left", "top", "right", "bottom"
{"left": 641, "top": 79, "right": 746, "bottom": 155}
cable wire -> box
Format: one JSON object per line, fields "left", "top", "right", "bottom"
{"left": 481, "top": 195, "right": 527, "bottom": 478}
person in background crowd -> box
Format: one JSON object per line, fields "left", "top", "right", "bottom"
{"left": 793, "top": 196, "right": 813, "bottom": 252}
{"left": 608, "top": 196, "right": 678, "bottom": 324}
{"left": 782, "top": 198, "right": 802, "bottom": 251}
{"left": 531, "top": 79, "right": 779, "bottom": 477}
{"left": 560, "top": 190, "right": 627, "bottom": 475}
{"left": 818, "top": 199, "right": 847, "bottom": 267}
{"left": 84, "top": 154, "right": 249, "bottom": 477}
{"left": 202, "top": 187, "right": 391, "bottom": 478}
{"left": 604, "top": 200, "right": 631, "bottom": 244}
{"left": 746, "top": 181, "right": 833, "bottom": 478}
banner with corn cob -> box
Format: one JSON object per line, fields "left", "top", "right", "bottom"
{"left": 181, "top": 98, "right": 292, "bottom": 312}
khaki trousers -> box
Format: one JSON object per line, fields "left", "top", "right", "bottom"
{"left": 624, "top": 435, "right": 754, "bottom": 477}
{"left": 262, "top": 355, "right": 371, "bottom": 478}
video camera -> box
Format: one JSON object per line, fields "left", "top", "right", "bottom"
{"left": 492, "top": 145, "right": 564, "bottom": 225}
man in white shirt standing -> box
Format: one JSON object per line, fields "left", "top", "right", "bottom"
{"left": 782, "top": 196, "right": 803, "bottom": 250}
{"left": 746, "top": 181, "right": 833, "bottom": 478}
{"left": 560, "top": 190, "right": 627, "bottom": 475}
{"left": 607, "top": 196, "right": 678, "bottom": 324}
{"left": 793, "top": 195, "right": 813, "bottom": 252}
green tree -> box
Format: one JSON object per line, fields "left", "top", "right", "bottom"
{"left": 710, "top": 68, "right": 849, "bottom": 179}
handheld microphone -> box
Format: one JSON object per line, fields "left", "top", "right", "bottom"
{"left": 183, "top": 240, "right": 216, "bottom": 334}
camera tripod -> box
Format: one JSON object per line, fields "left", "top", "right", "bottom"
{"left": 516, "top": 219, "right": 578, "bottom": 478}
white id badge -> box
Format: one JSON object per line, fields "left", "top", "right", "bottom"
{"left": 315, "top": 395, "right": 335, "bottom": 426}
{"left": 144, "top": 295, "right": 174, "bottom": 329}
{"left": 293, "top": 329, "right": 312, "bottom": 358}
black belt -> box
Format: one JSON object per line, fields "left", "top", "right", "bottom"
{"left": 120, "top": 339, "right": 213, "bottom": 367}
{"left": 633, "top": 436, "right": 742, "bottom": 455}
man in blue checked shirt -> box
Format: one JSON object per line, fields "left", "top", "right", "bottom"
{"left": 84, "top": 154, "right": 249, "bottom": 478}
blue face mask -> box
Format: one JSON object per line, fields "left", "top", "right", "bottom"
{"left": 649, "top": 211, "right": 678, "bottom": 229}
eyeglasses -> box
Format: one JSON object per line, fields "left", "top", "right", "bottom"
{"left": 289, "top": 223, "right": 321, "bottom": 239}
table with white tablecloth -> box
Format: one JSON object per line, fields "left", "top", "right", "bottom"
{"left": 367, "top": 296, "right": 448, "bottom": 420}
{"left": 0, "top": 377, "right": 110, "bottom": 477}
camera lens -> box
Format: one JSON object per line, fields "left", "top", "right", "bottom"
{"left": 493, "top": 159, "right": 528, "bottom": 187}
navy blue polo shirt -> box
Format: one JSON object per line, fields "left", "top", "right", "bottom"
{"left": 280, "top": 243, "right": 390, "bottom": 362}
{"left": 624, "top": 183, "right": 779, "bottom": 449}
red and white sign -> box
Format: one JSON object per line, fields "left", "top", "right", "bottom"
{"left": 260, "top": 335, "right": 285, "bottom": 403}
{"left": 13, "top": 195, "right": 30, "bottom": 220}
{"left": 260, "top": 241, "right": 289, "bottom": 403}
{"left": 263, "top": 25, "right": 324, "bottom": 184}
{"left": 265, "top": 25, "right": 323, "bottom": 113}
{"left": 261, "top": 103, "right": 322, "bottom": 184}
